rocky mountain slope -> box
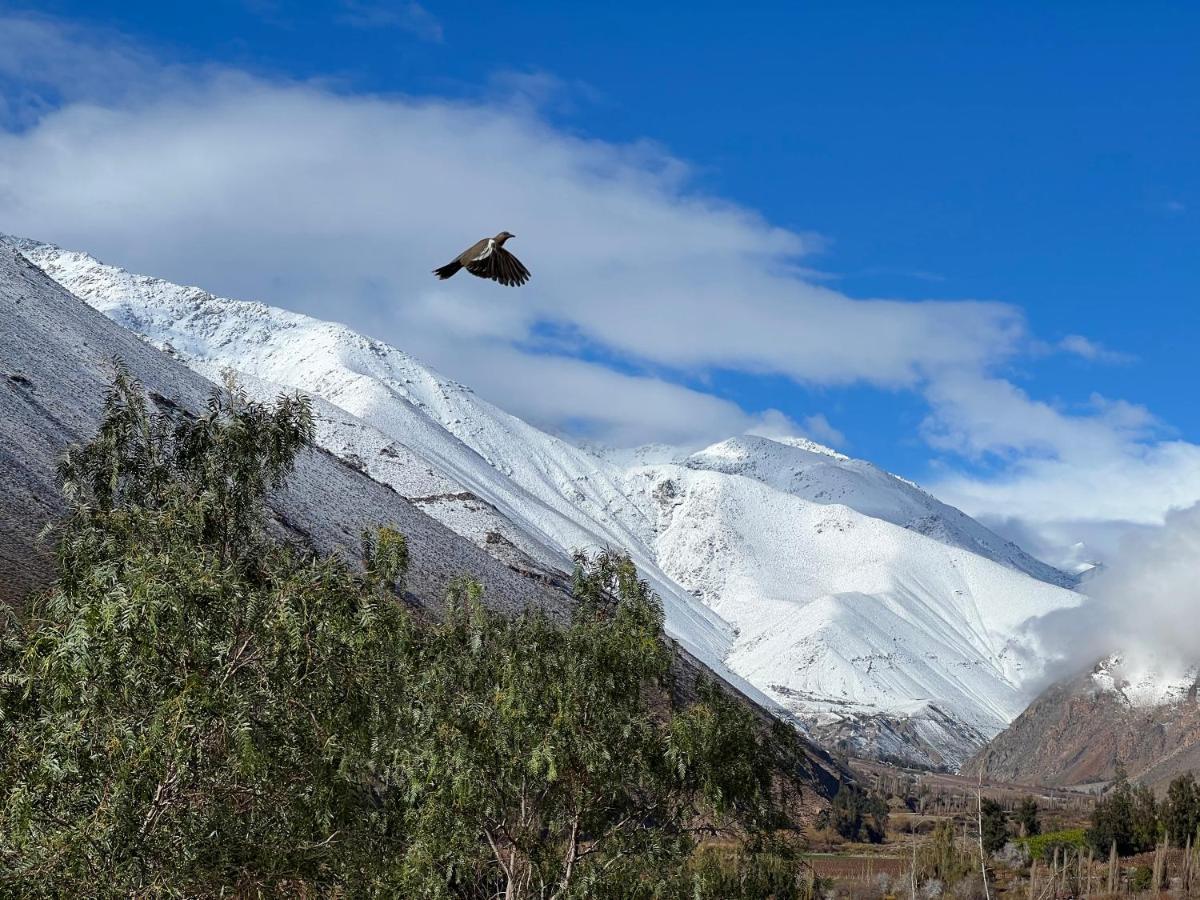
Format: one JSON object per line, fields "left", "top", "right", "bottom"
{"left": 0, "top": 243, "right": 568, "bottom": 617}
{"left": 964, "top": 657, "right": 1200, "bottom": 790}
{"left": 8, "top": 236, "right": 1084, "bottom": 768}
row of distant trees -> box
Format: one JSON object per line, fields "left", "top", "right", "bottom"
{"left": 0, "top": 371, "right": 813, "bottom": 899}
{"left": 821, "top": 780, "right": 1041, "bottom": 850}
{"left": 978, "top": 768, "right": 1200, "bottom": 860}
{"left": 972, "top": 767, "right": 1200, "bottom": 861}
{"left": 1088, "top": 767, "right": 1200, "bottom": 856}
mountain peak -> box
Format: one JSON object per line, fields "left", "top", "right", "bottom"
{"left": 14, "top": 234, "right": 1082, "bottom": 770}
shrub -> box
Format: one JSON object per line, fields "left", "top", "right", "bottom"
{"left": 1020, "top": 828, "right": 1088, "bottom": 862}
{"left": 979, "top": 798, "right": 1008, "bottom": 855}
{"left": 1015, "top": 796, "right": 1040, "bottom": 838}
{"left": 917, "top": 822, "right": 975, "bottom": 886}
{"left": 1130, "top": 865, "right": 1154, "bottom": 892}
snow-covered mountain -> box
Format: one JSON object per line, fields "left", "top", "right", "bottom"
{"left": 679, "top": 435, "right": 1074, "bottom": 588}
{"left": 9, "top": 236, "right": 1084, "bottom": 768}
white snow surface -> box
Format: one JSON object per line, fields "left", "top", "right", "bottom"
{"left": 1090, "top": 655, "right": 1199, "bottom": 709}
{"left": 11, "top": 236, "right": 1086, "bottom": 765}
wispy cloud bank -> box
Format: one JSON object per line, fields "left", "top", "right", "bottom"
{"left": 1057, "top": 333, "right": 1135, "bottom": 364}
{"left": 927, "top": 370, "right": 1200, "bottom": 562}
{"left": 336, "top": 1, "right": 443, "bottom": 42}
{"left": 2, "top": 11, "right": 1195, "bottom": 582}
{"left": 0, "top": 14, "right": 1020, "bottom": 444}
{"left": 1029, "top": 501, "right": 1200, "bottom": 683}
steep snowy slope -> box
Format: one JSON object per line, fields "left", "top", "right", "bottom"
{"left": 0, "top": 243, "right": 851, "bottom": 802}
{"left": 627, "top": 463, "right": 1079, "bottom": 765}
{"left": 11, "top": 236, "right": 1083, "bottom": 767}
{"left": 682, "top": 435, "right": 1075, "bottom": 588}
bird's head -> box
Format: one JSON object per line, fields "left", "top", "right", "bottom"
{"left": 495, "top": 230, "right": 515, "bottom": 244}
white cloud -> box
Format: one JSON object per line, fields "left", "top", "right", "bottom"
{"left": 336, "top": 2, "right": 444, "bottom": 42}
{"left": 3, "top": 11, "right": 1199, "bottom": 579}
{"left": 799, "top": 413, "right": 847, "bottom": 448}
{"left": 0, "top": 16, "right": 1024, "bottom": 449}
{"left": 922, "top": 373, "right": 1161, "bottom": 463}
{"left": 928, "top": 373, "right": 1200, "bottom": 560}
{"left": 423, "top": 342, "right": 806, "bottom": 448}
{"left": 936, "top": 442, "right": 1200, "bottom": 532}
{"left": 1057, "top": 334, "right": 1134, "bottom": 364}
{"left": 1028, "top": 502, "right": 1200, "bottom": 683}
{"left": 744, "top": 410, "right": 846, "bottom": 448}
{"left": 0, "top": 14, "right": 161, "bottom": 127}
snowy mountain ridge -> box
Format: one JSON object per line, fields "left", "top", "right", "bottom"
{"left": 10, "top": 235, "right": 1084, "bottom": 768}
{"left": 1090, "top": 655, "right": 1199, "bottom": 709}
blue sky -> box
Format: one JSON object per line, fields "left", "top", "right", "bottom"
{"left": 1, "top": 1, "right": 1197, "bottom": 560}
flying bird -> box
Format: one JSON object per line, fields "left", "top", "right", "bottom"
{"left": 433, "top": 231, "right": 530, "bottom": 287}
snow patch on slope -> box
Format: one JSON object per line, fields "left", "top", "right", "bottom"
{"left": 1091, "top": 655, "right": 1199, "bottom": 709}
{"left": 631, "top": 464, "right": 1078, "bottom": 733}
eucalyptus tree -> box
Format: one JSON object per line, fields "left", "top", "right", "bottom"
{"left": 0, "top": 369, "right": 415, "bottom": 896}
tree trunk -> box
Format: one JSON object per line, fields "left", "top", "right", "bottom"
{"left": 1152, "top": 838, "right": 1166, "bottom": 892}
{"left": 911, "top": 824, "right": 918, "bottom": 900}
{"left": 977, "top": 775, "right": 992, "bottom": 900}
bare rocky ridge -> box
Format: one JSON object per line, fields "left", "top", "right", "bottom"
{"left": 964, "top": 661, "right": 1200, "bottom": 791}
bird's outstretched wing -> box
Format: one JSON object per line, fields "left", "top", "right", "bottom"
{"left": 466, "top": 247, "right": 530, "bottom": 287}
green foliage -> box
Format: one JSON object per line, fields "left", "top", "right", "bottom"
{"left": 1083, "top": 770, "right": 1200, "bottom": 858}
{"left": 1130, "top": 865, "right": 1154, "bottom": 892}
{"left": 685, "top": 844, "right": 811, "bottom": 900}
{"left": 0, "top": 369, "right": 412, "bottom": 896}
{"left": 394, "top": 552, "right": 793, "bottom": 898}
{"left": 1015, "top": 795, "right": 1040, "bottom": 838}
{"left": 0, "top": 371, "right": 799, "bottom": 898}
{"left": 1087, "top": 771, "right": 1159, "bottom": 856}
{"left": 1019, "top": 828, "right": 1088, "bottom": 862}
{"left": 916, "top": 821, "right": 975, "bottom": 885}
{"left": 1162, "top": 772, "right": 1200, "bottom": 846}
{"left": 980, "top": 798, "right": 1008, "bottom": 855}
{"left": 362, "top": 525, "right": 410, "bottom": 590}
{"left": 54, "top": 365, "right": 314, "bottom": 568}
{"left": 821, "top": 784, "right": 889, "bottom": 843}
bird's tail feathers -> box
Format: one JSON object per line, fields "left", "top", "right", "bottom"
{"left": 433, "top": 259, "right": 462, "bottom": 279}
